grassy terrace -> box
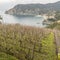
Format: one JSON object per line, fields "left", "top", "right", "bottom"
{"left": 58, "top": 54, "right": 60, "bottom": 60}
{"left": 0, "top": 24, "right": 57, "bottom": 60}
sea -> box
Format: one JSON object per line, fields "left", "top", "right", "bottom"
{"left": 0, "top": 11, "right": 45, "bottom": 27}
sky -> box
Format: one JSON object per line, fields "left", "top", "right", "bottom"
{"left": 0, "top": 0, "right": 60, "bottom": 4}
{"left": 0, "top": 0, "right": 60, "bottom": 12}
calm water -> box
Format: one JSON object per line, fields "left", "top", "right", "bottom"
{"left": 1, "top": 12, "right": 45, "bottom": 27}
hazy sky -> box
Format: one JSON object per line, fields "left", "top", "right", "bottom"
{"left": 0, "top": 0, "right": 60, "bottom": 4}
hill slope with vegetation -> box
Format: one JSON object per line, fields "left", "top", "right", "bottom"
{"left": 5, "top": 1, "right": 60, "bottom": 15}
{"left": 0, "top": 24, "right": 57, "bottom": 60}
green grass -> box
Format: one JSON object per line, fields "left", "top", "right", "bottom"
{"left": 39, "top": 32, "right": 57, "bottom": 60}
{"left": 0, "top": 52, "right": 18, "bottom": 60}
{"left": 58, "top": 53, "right": 60, "bottom": 60}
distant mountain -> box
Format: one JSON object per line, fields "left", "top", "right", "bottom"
{"left": 5, "top": 1, "right": 60, "bottom": 15}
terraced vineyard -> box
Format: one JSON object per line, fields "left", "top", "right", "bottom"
{"left": 0, "top": 24, "right": 57, "bottom": 60}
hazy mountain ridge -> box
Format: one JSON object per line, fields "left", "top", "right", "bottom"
{"left": 5, "top": 1, "right": 60, "bottom": 15}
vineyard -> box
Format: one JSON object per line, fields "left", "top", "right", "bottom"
{"left": 0, "top": 24, "right": 57, "bottom": 60}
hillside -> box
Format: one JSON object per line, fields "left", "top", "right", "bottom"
{"left": 0, "top": 24, "right": 58, "bottom": 60}
{"left": 5, "top": 1, "right": 60, "bottom": 15}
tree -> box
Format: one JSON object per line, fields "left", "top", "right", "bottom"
{"left": 55, "top": 11, "right": 60, "bottom": 20}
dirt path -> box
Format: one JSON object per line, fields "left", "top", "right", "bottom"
{"left": 53, "top": 29, "right": 60, "bottom": 53}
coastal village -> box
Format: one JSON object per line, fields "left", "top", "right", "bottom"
{"left": 42, "top": 12, "right": 60, "bottom": 25}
